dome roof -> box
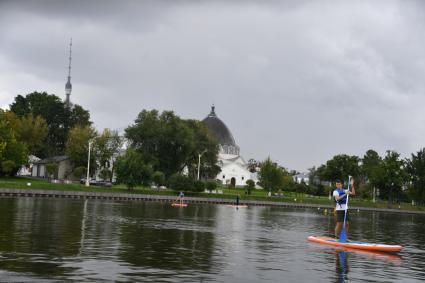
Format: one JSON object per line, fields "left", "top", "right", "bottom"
{"left": 202, "top": 106, "right": 237, "bottom": 146}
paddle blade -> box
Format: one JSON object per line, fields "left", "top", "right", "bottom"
{"left": 339, "top": 228, "right": 347, "bottom": 242}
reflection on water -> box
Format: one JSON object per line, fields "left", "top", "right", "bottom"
{"left": 336, "top": 251, "right": 349, "bottom": 283}
{"left": 333, "top": 247, "right": 404, "bottom": 283}
{"left": 0, "top": 197, "right": 423, "bottom": 282}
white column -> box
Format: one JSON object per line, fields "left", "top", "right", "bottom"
{"left": 85, "top": 140, "right": 92, "bottom": 187}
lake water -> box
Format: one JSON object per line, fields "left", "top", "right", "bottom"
{"left": 0, "top": 197, "right": 424, "bottom": 282}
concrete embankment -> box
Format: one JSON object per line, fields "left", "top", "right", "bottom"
{"left": 0, "top": 188, "right": 424, "bottom": 215}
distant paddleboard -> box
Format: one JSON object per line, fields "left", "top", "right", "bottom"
{"left": 171, "top": 203, "right": 188, "bottom": 207}
{"left": 308, "top": 236, "right": 402, "bottom": 252}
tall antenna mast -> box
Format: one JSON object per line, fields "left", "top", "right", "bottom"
{"left": 65, "top": 38, "right": 72, "bottom": 107}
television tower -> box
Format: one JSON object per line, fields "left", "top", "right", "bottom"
{"left": 65, "top": 38, "right": 72, "bottom": 107}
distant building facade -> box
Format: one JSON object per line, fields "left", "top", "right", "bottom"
{"left": 202, "top": 106, "right": 258, "bottom": 187}
{"left": 293, "top": 172, "right": 310, "bottom": 185}
{"left": 17, "top": 155, "right": 41, "bottom": 176}
{"left": 32, "top": 156, "right": 73, "bottom": 180}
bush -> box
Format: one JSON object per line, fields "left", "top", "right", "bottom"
{"left": 193, "top": 180, "right": 205, "bottom": 192}
{"left": 306, "top": 184, "right": 327, "bottom": 196}
{"left": 284, "top": 182, "right": 297, "bottom": 192}
{"left": 168, "top": 174, "right": 195, "bottom": 192}
{"left": 205, "top": 180, "right": 218, "bottom": 192}
{"left": 1, "top": 160, "right": 16, "bottom": 176}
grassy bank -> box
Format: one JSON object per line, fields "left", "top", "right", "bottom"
{"left": 0, "top": 177, "right": 424, "bottom": 212}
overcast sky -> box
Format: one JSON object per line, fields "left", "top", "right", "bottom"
{"left": 1, "top": 0, "right": 425, "bottom": 171}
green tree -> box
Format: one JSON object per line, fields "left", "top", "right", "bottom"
{"left": 115, "top": 149, "right": 153, "bottom": 189}
{"left": 95, "top": 129, "right": 122, "bottom": 167}
{"left": 126, "top": 110, "right": 188, "bottom": 176}
{"left": 362, "top": 150, "right": 382, "bottom": 183}
{"left": 308, "top": 166, "right": 318, "bottom": 185}
{"left": 10, "top": 92, "right": 91, "bottom": 157}
{"left": 282, "top": 169, "right": 295, "bottom": 190}
{"left": 125, "top": 110, "right": 219, "bottom": 178}
{"left": 73, "top": 166, "right": 86, "bottom": 179}
{"left": 315, "top": 164, "right": 334, "bottom": 197}
{"left": 94, "top": 128, "right": 122, "bottom": 181}
{"left": 258, "top": 157, "right": 284, "bottom": 193}
{"left": 378, "top": 150, "right": 408, "bottom": 205}
{"left": 360, "top": 149, "right": 382, "bottom": 201}
{"left": 15, "top": 113, "right": 48, "bottom": 155}
{"left": 152, "top": 171, "right": 165, "bottom": 186}
{"left": 317, "top": 154, "right": 360, "bottom": 182}
{"left": 184, "top": 119, "right": 220, "bottom": 179}
{"left": 245, "top": 179, "right": 255, "bottom": 195}
{"left": 65, "top": 125, "right": 97, "bottom": 172}
{"left": 0, "top": 110, "right": 28, "bottom": 176}
{"left": 0, "top": 110, "right": 48, "bottom": 157}
{"left": 99, "top": 168, "right": 112, "bottom": 181}
{"left": 45, "top": 163, "right": 59, "bottom": 180}
{"left": 1, "top": 160, "right": 16, "bottom": 176}
{"left": 405, "top": 148, "right": 425, "bottom": 205}
{"left": 306, "top": 167, "right": 326, "bottom": 196}
{"left": 69, "top": 104, "right": 91, "bottom": 127}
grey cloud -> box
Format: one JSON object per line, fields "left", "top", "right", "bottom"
{"left": 1, "top": 0, "right": 425, "bottom": 170}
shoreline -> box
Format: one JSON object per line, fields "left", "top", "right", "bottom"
{"left": 1, "top": 188, "right": 424, "bottom": 215}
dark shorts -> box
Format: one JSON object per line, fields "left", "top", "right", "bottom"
{"left": 336, "top": 210, "right": 349, "bottom": 222}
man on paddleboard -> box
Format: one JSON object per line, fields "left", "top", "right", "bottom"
{"left": 177, "top": 191, "right": 185, "bottom": 205}
{"left": 333, "top": 178, "right": 355, "bottom": 239}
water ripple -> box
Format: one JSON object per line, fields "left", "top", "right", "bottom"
{"left": 0, "top": 199, "right": 423, "bottom": 282}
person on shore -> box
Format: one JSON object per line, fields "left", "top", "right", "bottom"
{"left": 236, "top": 194, "right": 240, "bottom": 206}
{"left": 333, "top": 178, "right": 355, "bottom": 239}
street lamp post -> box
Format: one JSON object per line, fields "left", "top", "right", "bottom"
{"left": 85, "top": 140, "right": 93, "bottom": 187}
{"left": 197, "top": 150, "right": 207, "bottom": 180}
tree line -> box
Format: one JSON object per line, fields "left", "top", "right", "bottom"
{"left": 312, "top": 149, "right": 425, "bottom": 206}
{"left": 2, "top": 92, "right": 425, "bottom": 205}
{"left": 0, "top": 92, "right": 121, "bottom": 179}
{"left": 256, "top": 149, "right": 425, "bottom": 206}
{"left": 0, "top": 92, "right": 221, "bottom": 191}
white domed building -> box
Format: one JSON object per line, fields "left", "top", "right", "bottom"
{"left": 202, "top": 106, "right": 257, "bottom": 187}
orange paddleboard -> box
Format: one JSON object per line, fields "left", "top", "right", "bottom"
{"left": 227, "top": 205, "right": 248, "bottom": 208}
{"left": 308, "top": 236, "right": 402, "bottom": 252}
{"left": 171, "top": 203, "right": 188, "bottom": 207}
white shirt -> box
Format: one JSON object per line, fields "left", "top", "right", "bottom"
{"left": 333, "top": 189, "right": 349, "bottom": 211}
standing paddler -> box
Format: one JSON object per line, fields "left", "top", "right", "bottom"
{"left": 333, "top": 177, "right": 355, "bottom": 240}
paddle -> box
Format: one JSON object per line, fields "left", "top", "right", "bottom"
{"left": 339, "top": 176, "right": 352, "bottom": 242}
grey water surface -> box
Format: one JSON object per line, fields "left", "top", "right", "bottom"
{"left": 0, "top": 197, "right": 424, "bottom": 282}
